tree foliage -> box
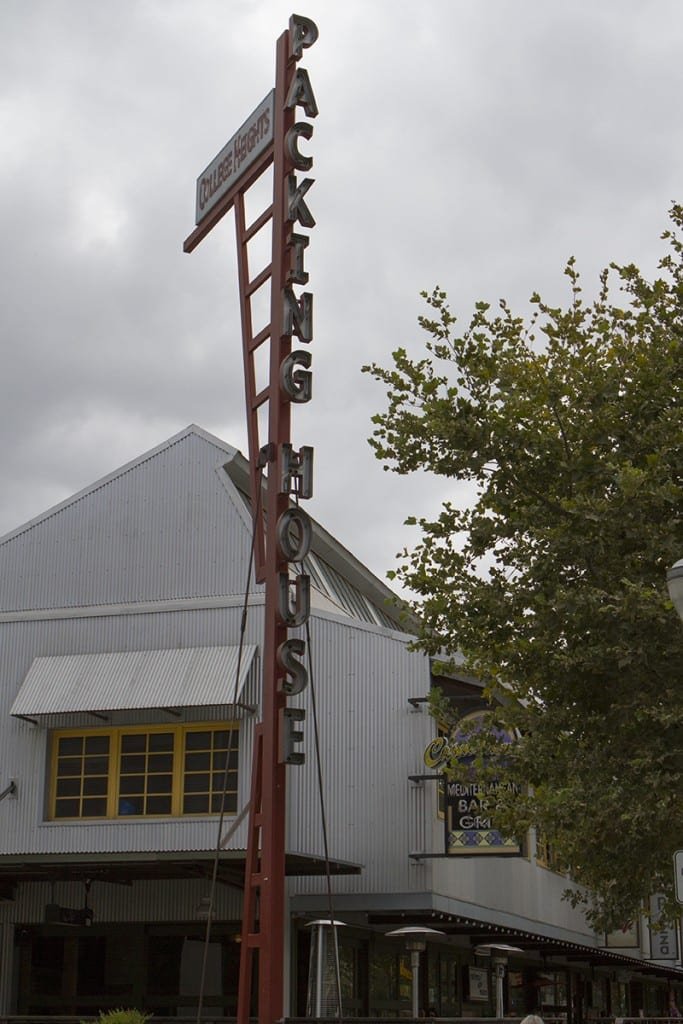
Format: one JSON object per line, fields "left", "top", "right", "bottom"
{"left": 363, "top": 205, "right": 683, "bottom": 930}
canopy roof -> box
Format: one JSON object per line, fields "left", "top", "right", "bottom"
{"left": 10, "top": 644, "right": 258, "bottom": 719}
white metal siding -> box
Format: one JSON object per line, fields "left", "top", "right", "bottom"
{"left": 0, "top": 877, "right": 244, "bottom": 925}
{"left": 0, "top": 605, "right": 264, "bottom": 856}
{"left": 286, "top": 613, "right": 434, "bottom": 896}
{"left": 0, "top": 430, "right": 257, "bottom": 611}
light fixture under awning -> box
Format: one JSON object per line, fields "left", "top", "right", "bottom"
{"left": 10, "top": 644, "right": 259, "bottom": 719}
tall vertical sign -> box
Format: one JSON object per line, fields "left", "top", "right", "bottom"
{"left": 649, "top": 893, "right": 678, "bottom": 961}
{"left": 183, "top": 14, "right": 319, "bottom": 1024}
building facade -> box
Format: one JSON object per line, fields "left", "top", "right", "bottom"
{"left": 0, "top": 426, "right": 680, "bottom": 1018}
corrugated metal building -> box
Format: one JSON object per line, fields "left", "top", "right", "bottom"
{"left": 0, "top": 425, "right": 680, "bottom": 1019}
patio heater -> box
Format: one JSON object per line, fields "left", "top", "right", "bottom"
{"left": 306, "top": 919, "right": 346, "bottom": 1017}
{"left": 386, "top": 926, "right": 446, "bottom": 1018}
{"left": 473, "top": 943, "right": 523, "bottom": 1018}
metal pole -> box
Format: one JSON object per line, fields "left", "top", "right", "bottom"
{"left": 411, "top": 949, "right": 420, "bottom": 1019}
{"left": 494, "top": 960, "right": 505, "bottom": 1018}
{"left": 257, "top": 28, "right": 294, "bottom": 1024}
{"left": 315, "top": 923, "right": 325, "bottom": 1017}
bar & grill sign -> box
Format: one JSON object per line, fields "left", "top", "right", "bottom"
{"left": 424, "top": 733, "right": 521, "bottom": 856}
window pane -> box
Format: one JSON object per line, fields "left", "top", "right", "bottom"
{"left": 213, "top": 770, "right": 237, "bottom": 792}
{"left": 56, "top": 777, "right": 81, "bottom": 797}
{"left": 147, "top": 774, "right": 173, "bottom": 794}
{"left": 185, "top": 773, "right": 210, "bottom": 793}
{"left": 83, "top": 776, "right": 108, "bottom": 796}
{"left": 30, "top": 936, "right": 65, "bottom": 995}
{"left": 55, "top": 798, "right": 80, "bottom": 818}
{"left": 82, "top": 797, "right": 107, "bottom": 816}
{"left": 212, "top": 750, "right": 228, "bottom": 771}
{"left": 186, "top": 731, "right": 210, "bottom": 750}
{"left": 84, "top": 755, "right": 108, "bottom": 775}
{"left": 59, "top": 736, "right": 83, "bottom": 756}
{"left": 147, "top": 936, "right": 183, "bottom": 995}
{"left": 212, "top": 748, "right": 238, "bottom": 770}
{"left": 148, "top": 753, "right": 173, "bottom": 773}
{"left": 147, "top": 795, "right": 172, "bottom": 815}
{"left": 149, "top": 732, "right": 174, "bottom": 752}
{"left": 119, "top": 796, "right": 143, "bottom": 815}
{"left": 185, "top": 751, "right": 210, "bottom": 772}
{"left": 77, "top": 935, "right": 106, "bottom": 996}
{"left": 85, "top": 735, "right": 110, "bottom": 754}
{"left": 58, "top": 757, "right": 82, "bottom": 777}
{"left": 184, "top": 794, "right": 209, "bottom": 814}
{"left": 211, "top": 792, "right": 237, "bottom": 813}
{"left": 121, "top": 754, "right": 146, "bottom": 774}
{"left": 121, "top": 734, "right": 146, "bottom": 753}
{"left": 120, "top": 775, "right": 145, "bottom": 795}
{"left": 213, "top": 730, "right": 231, "bottom": 747}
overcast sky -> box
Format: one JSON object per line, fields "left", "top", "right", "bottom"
{"left": 1, "top": 0, "right": 682, "bottom": 592}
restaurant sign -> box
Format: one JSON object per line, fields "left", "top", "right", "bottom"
{"left": 649, "top": 893, "right": 678, "bottom": 961}
{"left": 445, "top": 779, "right": 520, "bottom": 855}
{"left": 424, "top": 731, "right": 521, "bottom": 856}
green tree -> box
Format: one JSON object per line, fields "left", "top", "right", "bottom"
{"left": 363, "top": 205, "right": 683, "bottom": 931}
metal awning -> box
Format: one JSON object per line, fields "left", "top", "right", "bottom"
{"left": 365, "top": 909, "right": 683, "bottom": 981}
{"left": 10, "top": 645, "right": 259, "bottom": 719}
{"left": 0, "top": 850, "right": 362, "bottom": 891}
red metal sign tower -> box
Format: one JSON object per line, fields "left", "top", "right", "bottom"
{"left": 184, "top": 14, "right": 319, "bottom": 1024}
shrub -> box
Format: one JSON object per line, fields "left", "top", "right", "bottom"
{"left": 83, "top": 1009, "right": 151, "bottom": 1024}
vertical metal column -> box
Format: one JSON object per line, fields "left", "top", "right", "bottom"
{"left": 184, "top": 17, "right": 318, "bottom": 1023}
{"left": 237, "top": 724, "right": 263, "bottom": 1021}
{"left": 236, "top": 27, "right": 296, "bottom": 1024}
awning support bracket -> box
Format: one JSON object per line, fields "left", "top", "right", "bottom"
{"left": 0, "top": 781, "right": 17, "bottom": 802}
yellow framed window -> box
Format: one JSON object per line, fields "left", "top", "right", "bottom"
{"left": 182, "top": 728, "right": 238, "bottom": 815}
{"left": 50, "top": 723, "right": 238, "bottom": 820}
{"left": 54, "top": 733, "right": 110, "bottom": 819}
{"left": 118, "top": 730, "right": 175, "bottom": 816}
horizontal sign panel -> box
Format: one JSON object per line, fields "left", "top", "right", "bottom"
{"left": 194, "top": 90, "right": 275, "bottom": 225}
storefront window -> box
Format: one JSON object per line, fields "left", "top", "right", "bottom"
{"left": 338, "top": 943, "right": 358, "bottom": 1007}
{"left": 369, "top": 946, "right": 412, "bottom": 1015}
{"left": 507, "top": 967, "right": 568, "bottom": 1019}
{"left": 439, "top": 954, "right": 460, "bottom": 1015}
{"left": 427, "top": 951, "right": 460, "bottom": 1015}
{"left": 610, "top": 980, "right": 629, "bottom": 1017}
{"left": 589, "top": 976, "right": 607, "bottom": 1017}
{"left": 16, "top": 924, "right": 241, "bottom": 1015}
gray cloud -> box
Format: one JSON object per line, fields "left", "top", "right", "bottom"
{"left": 1, "top": 0, "right": 682, "bottom": 586}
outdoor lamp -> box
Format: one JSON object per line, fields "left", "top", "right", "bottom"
{"left": 386, "top": 925, "right": 446, "bottom": 1018}
{"left": 473, "top": 943, "right": 523, "bottom": 1018}
{"left": 667, "top": 559, "right": 683, "bottom": 621}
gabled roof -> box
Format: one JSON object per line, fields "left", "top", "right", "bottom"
{"left": 0, "top": 424, "right": 410, "bottom": 632}
{"left": 0, "top": 423, "right": 237, "bottom": 548}
{"left": 0, "top": 425, "right": 251, "bottom": 612}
